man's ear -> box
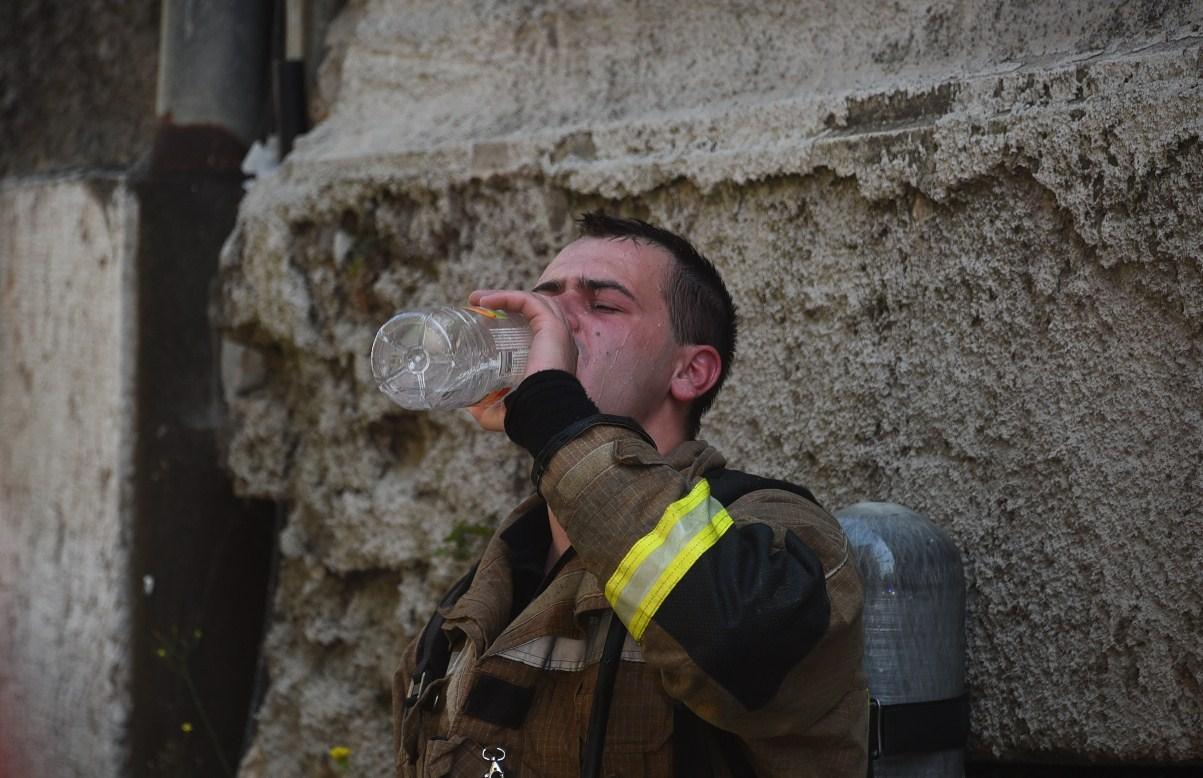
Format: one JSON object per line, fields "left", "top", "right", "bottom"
{"left": 669, "top": 345, "right": 722, "bottom": 404}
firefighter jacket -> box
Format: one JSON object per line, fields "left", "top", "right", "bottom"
{"left": 393, "top": 371, "right": 867, "bottom": 778}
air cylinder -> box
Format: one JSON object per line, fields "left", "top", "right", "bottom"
{"left": 834, "top": 502, "right": 968, "bottom": 777}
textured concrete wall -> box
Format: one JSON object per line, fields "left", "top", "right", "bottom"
{"left": 219, "top": 1, "right": 1203, "bottom": 774}
{"left": 0, "top": 177, "right": 138, "bottom": 777}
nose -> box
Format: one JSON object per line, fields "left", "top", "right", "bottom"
{"left": 565, "top": 310, "right": 582, "bottom": 334}
{"left": 554, "top": 295, "right": 583, "bottom": 334}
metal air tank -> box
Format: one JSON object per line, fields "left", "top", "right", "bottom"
{"left": 834, "top": 502, "right": 969, "bottom": 777}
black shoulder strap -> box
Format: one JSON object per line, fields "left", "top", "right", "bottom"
{"left": 403, "top": 563, "right": 477, "bottom": 710}
{"left": 706, "top": 466, "right": 822, "bottom": 510}
{"left": 581, "top": 613, "right": 628, "bottom": 778}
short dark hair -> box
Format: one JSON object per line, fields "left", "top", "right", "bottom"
{"left": 576, "top": 212, "right": 737, "bottom": 438}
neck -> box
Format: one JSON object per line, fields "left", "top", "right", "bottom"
{"left": 640, "top": 405, "right": 690, "bottom": 455}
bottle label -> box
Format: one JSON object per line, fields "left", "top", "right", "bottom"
{"left": 465, "top": 306, "right": 508, "bottom": 319}
{"left": 491, "top": 328, "right": 529, "bottom": 377}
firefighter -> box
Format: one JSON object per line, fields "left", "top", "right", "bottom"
{"left": 393, "top": 213, "right": 867, "bottom": 778}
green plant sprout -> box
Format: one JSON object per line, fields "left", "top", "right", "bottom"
{"left": 152, "top": 626, "right": 233, "bottom": 777}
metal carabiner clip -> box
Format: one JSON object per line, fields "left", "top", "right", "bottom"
{"left": 482, "top": 746, "right": 507, "bottom": 778}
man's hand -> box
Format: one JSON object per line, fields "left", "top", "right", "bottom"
{"left": 465, "top": 289, "right": 578, "bottom": 431}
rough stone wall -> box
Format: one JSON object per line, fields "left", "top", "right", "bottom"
{"left": 219, "top": 1, "right": 1203, "bottom": 774}
{"left": 0, "top": 178, "right": 138, "bottom": 777}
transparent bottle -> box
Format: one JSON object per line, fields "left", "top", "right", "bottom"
{"left": 370, "top": 306, "right": 532, "bottom": 411}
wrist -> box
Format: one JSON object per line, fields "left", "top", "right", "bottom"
{"left": 503, "top": 371, "right": 598, "bottom": 457}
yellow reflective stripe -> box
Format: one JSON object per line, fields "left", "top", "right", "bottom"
{"left": 627, "top": 507, "right": 732, "bottom": 639}
{"left": 605, "top": 479, "right": 735, "bottom": 640}
{"left": 605, "top": 479, "right": 710, "bottom": 605}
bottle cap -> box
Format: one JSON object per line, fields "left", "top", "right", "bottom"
{"left": 371, "top": 309, "right": 458, "bottom": 410}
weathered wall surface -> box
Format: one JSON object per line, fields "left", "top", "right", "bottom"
{"left": 0, "top": 178, "right": 138, "bottom": 777}
{"left": 219, "top": 1, "right": 1203, "bottom": 774}
{"left": 0, "top": 1, "right": 160, "bottom": 176}
{"left": 1, "top": 7, "right": 152, "bottom": 776}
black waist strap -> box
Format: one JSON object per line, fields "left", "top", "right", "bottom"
{"left": 870, "top": 693, "right": 970, "bottom": 759}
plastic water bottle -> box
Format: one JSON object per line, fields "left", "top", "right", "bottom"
{"left": 371, "top": 306, "right": 532, "bottom": 410}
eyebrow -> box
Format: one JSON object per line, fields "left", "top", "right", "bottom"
{"left": 531, "top": 276, "right": 637, "bottom": 302}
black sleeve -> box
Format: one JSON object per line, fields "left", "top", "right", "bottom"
{"left": 503, "top": 370, "right": 599, "bottom": 457}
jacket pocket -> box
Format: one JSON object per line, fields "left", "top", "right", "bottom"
{"left": 420, "top": 736, "right": 462, "bottom": 778}
{"left": 577, "top": 662, "right": 675, "bottom": 777}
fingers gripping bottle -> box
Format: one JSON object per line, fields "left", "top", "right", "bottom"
{"left": 370, "top": 306, "right": 532, "bottom": 411}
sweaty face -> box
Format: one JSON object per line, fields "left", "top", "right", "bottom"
{"left": 533, "top": 237, "right": 682, "bottom": 427}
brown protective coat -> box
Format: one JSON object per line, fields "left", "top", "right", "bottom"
{"left": 393, "top": 428, "right": 867, "bottom": 778}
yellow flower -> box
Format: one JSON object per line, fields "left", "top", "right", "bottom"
{"left": 329, "top": 745, "right": 351, "bottom": 765}
{"left": 181, "top": 722, "right": 193, "bottom": 734}
{"left": 156, "top": 647, "right": 167, "bottom": 658}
